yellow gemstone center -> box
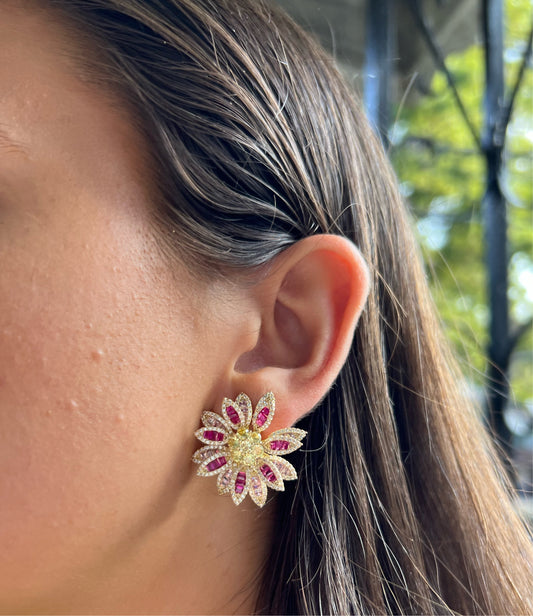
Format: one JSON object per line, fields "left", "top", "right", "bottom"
{"left": 228, "top": 428, "right": 263, "bottom": 466}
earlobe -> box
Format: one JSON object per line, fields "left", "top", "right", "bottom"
{"left": 231, "top": 234, "right": 370, "bottom": 431}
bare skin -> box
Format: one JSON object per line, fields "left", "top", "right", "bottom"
{"left": 0, "top": 5, "right": 369, "bottom": 614}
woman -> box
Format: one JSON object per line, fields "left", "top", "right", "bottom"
{"left": 0, "top": 0, "right": 531, "bottom": 613}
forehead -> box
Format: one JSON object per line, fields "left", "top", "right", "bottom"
{"left": 0, "top": 4, "right": 151, "bottom": 207}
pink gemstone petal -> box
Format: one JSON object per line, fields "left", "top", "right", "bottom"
{"left": 203, "top": 430, "right": 225, "bottom": 442}
{"left": 234, "top": 471, "right": 247, "bottom": 494}
{"left": 262, "top": 428, "right": 307, "bottom": 455}
{"left": 231, "top": 469, "right": 249, "bottom": 505}
{"left": 195, "top": 449, "right": 230, "bottom": 476}
{"left": 257, "top": 461, "right": 284, "bottom": 491}
{"left": 226, "top": 406, "right": 239, "bottom": 424}
{"left": 260, "top": 464, "right": 276, "bottom": 483}
{"left": 206, "top": 456, "right": 227, "bottom": 472}
{"left": 252, "top": 392, "right": 275, "bottom": 432}
{"left": 256, "top": 407, "right": 270, "bottom": 427}
{"left": 270, "top": 440, "right": 290, "bottom": 451}
{"left": 221, "top": 398, "right": 245, "bottom": 428}
{"left": 194, "top": 427, "right": 229, "bottom": 446}
{"left": 256, "top": 456, "right": 284, "bottom": 490}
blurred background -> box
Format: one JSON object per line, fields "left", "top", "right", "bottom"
{"left": 272, "top": 0, "right": 532, "bottom": 510}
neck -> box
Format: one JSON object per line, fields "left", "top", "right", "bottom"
{"left": 37, "top": 480, "right": 275, "bottom": 615}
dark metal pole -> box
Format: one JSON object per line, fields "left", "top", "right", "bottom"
{"left": 481, "top": 0, "right": 514, "bottom": 468}
{"left": 364, "top": 0, "right": 394, "bottom": 145}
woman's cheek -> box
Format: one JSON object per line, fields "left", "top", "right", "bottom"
{"left": 0, "top": 212, "right": 197, "bottom": 601}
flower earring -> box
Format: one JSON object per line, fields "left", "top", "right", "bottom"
{"left": 192, "top": 392, "right": 307, "bottom": 507}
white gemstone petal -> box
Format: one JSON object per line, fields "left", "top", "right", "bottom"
{"left": 270, "top": 455, "right": 298, "bottom": 481}
{"left": 234, "top": 393, "right": 253, "bottom": 427}
{"left": 192, "top": 445, "right": 223, "bottom": 464}
{"left": 217, "top": 466, "right": 235, "bottom": 494}
{"left": 248, "top": 473, "right": 268, "bottom": 507}
{"left": 201, "top": 411, "right": 232, "bottom": 434}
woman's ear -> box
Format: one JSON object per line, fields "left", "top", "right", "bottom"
{"left": 228, "top": 234, "right": 370, "bottom": 431}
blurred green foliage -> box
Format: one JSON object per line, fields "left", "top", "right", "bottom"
{"left": 391, "top": 0, "right": 533, "bottom": 409}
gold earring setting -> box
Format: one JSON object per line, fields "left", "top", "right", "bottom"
{"left": 192, "top": 392, "right": 307, "bottom": 507}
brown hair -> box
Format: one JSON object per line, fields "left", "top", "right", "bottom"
{"left": 41, "top": 0, "right": 533, "bottom": 612}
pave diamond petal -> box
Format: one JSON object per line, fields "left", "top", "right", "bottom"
{"left": 252, "top": 392, "right": 275, "bottom": 432}
{"left": 221, "top": 398, "right": 245, "bottom": 428}
{"left": 217, "top": 466, "right": 235, "bottom": 494}
{"left": 201, "top": 411, "right": 231, "bottom": 434}
{"left": 270, "top": 455, "right": 297, "bottom": 480}
{"left": 262, "top": 428, "right": 306, "bottom": 455}
{"left": 196, "top": 450, "right": 229, "bottom": 476}
{"left": 248, "top": 473, "right": 268, "bottom": 507}
{"left": 194, "top": 427, "right": 229, "bottom": 446}
{"left": 192, "top": 445, "right": 224, "bottom": 464}
{"left": 235, "top": 393, "right": 253, "bottom": 426}
{"left": 256, "top": 457, "right": 284, "bottom": 491}
{"left": 231, "top": 470, "right": 249, "bottom": 505}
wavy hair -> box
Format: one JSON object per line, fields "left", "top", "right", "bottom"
{"left": 41, "top": 0, "right": 533, "bottom": 612}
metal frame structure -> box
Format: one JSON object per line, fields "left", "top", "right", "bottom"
{"left": 363, "top": 0, "right": 533, "bottom": 478}
{"left": 363, "top": 0, "right": 394, "bottom": 144}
